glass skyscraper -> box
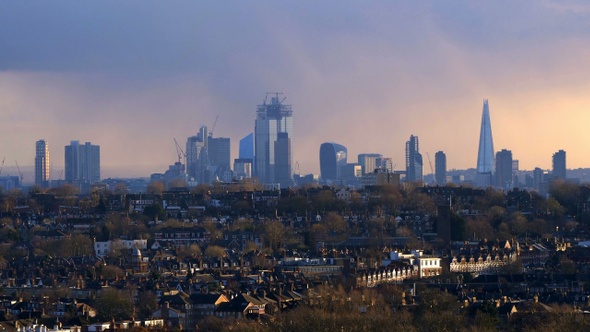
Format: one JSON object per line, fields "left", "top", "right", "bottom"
{"left": 405, "top": 135, "right": 423, "bottom": 182}
{"left": 186, "top": 126, "right": 208, "bottom": 183}
{"left": 234, "top": 133, "right": 254, "bottom": 180}
{"left": 476, "top": 99, "right": 495, "bottom": 187}
{"left": 65, "top": 140, "right": 100, "bottom": 184}
{"left": 254, "top": 93, "right": 293, "bottom": 186}
{"left": 239, "top": 133, "right": 254, "bottom": 160}
{"left": 320, "top": 142, "right": 348, "bottom": 183}
{"left": 35, "top": 139, "right": 50, "bottom": 187}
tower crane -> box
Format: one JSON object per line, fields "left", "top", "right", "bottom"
{"left": 15, "top": 161, "right": 24, "bottom": 184}
{"left": 173, "top": 138, "right": 187, "bottom": 165}
{"left": 425, "top": 152, "right": 434, "bottom": 176}
{"left": 209, "top": 114, "right": 219, "bottom": 138}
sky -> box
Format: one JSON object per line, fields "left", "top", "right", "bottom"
{"left": 2, "top": 1, "right": 590, "bottom": 181}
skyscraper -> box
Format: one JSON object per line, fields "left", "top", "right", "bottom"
{"left": 357, "top": 153, "right": 382, "bottom": 175}
{"left": 235, "top": 133, "right": 255, "bottom": 180}
{"left": 475, "top": 99, "right": 495, "bottom": 187}
{"left": 552, "top": 150, "right": 566, "bottom": 180}
{"left": 65, "top": 141, "right": 100, "bottom": 184}
{"left": 35, "top": 139, "right": 50, "bottom": 187}
{"left": 274, "top": 132, "right": 292, "bottom": 188}
{"left": 254, "top": 93, "right": 293, "bottom": 185}
{"left": 233, "top": 158, "right": 253, "bottom": 180}
{"left": 320, "top": 142, "right": 348, "bottom": 183}
{"left": 435, "top": 151, "right": 446, "bottom": 186}
{"left": 186, "top": 126, "right": 208, "bottom": 183}
{"left": 239, "top": 133, "right": 254, "bottom": 160}
{"left": 495, "top": 149, "right": 513, "bottom": 190}
{"left": 405, "top": 135, "right": 423, "bottom": 182}
{"left": 208, "top": 136, "right": 231, "bottom": 182}
{"left": 533, "top": 167, "right": 544, "bottom": 191}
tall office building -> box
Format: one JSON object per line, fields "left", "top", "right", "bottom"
{"left": 208, "top": 136, "right": 231, "bottom": 180}
{"left": 533, "top": 167, "right": 544, "bottom": 191}
{"left": 35, "top": 139, "right": 50, "bottom": 187}
{"left": 495, "top": 149, "right": 513, "bottom": 190}
{"left": 235, "top": 133, "right": 254, "bottom": 180}
{"left": 552, "top": 150, "right": 566, "bottom": 180}
{"left": 65, "top": 141, "right": 100, "bottom": 184}
{"left": 405, "top": 135, "right": 423, "bottom": 182}
{"left": 434, "top": 151, "right": 446, "bottom": 186}
{"left": 186, "top": 126, "right": 231, "bottom": 184}
{"left": 512, "top": 160, "right": 520, "bottom": 187}
{"left": 378, "top": 157, "right": 393, "bottom": 172}
{"left": 274, "top": 132, "right": 292, "bottom": 188}
{"left": 475, "top": 99, "right": 495, "bottom": 187}
{"left": 254, "top": 93, "right": 293, "bottom": 185}
{"left": 233, "top": 159, "right": 253, "bottom": 180}
{"left": 320, "top": 142, "right": 348, "bottom": 183}
{"left": 358, "top": 153, "right": 382, "bottom": 175}
{"left": 186, "top": 126, "right": 208, "bottom": 183}
{"left": 239, "top": 133, "right": 254, "bottom": 160}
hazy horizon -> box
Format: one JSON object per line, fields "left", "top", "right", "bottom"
{"left": 3, "top": 1, "right": 590, "bottom": 178}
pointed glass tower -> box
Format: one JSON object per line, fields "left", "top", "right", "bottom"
{"left": 475, "top": 99, "right": 494, "bottom": 187}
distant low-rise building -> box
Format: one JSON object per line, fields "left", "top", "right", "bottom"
{"left": 93, "top": 239, "right": 147, "bottom": 258}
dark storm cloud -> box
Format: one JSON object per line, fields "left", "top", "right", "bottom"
{"left": 3, "top": 1, "right": 590, "bottom": 177}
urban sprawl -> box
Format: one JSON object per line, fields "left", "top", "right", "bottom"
{"left": 0, "top": 96, "right": 589, "bottom": 331}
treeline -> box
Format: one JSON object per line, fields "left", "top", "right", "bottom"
{"left": 197, "top": 285, "right": 590, "bottom": 332}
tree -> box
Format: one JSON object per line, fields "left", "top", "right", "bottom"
{"left": 137, "top": 291, "right": 158, "bottom": 319}
{"left": 146, "top": 181, "right": 165, "bottom": 195}
{"left": 243, "top": 241, "right": 259, "bottom": 253}
{"left": 51, "top": 184, "right": 79, "bottom": 199}
{"left": 312, "top": 190, "right": 335, "bottom": 212}
{"left": 177, "top": 243, "right": 202, "bottom": 260}
{"left": 205, "top": 245, "right": 226, "bottom": 269}
{"left": 323, "top": 212, "right": 348, "bottom": 240}
{"left": 61, "top": 234, "right": 93, "bottom": 257}
{"left": 93, "top": 288, "right": 134, "bottom": 321}
{"left": 99, "top": 265, "right": 125, "bottom": 280}
{"left": 263, "top": 220, "right": 285, "bottom": 251}
{"left": 544, "top": 197, "right": 566, "bottom": 221}
{"left": 114, "top": 183, "right": 129, "bottom": 195}
{"left": 143, "top": 203, "right": 165, "bottom": 221}
{"left": 168, "top": 178, "right": 188, "bottom": 189}
{"left": 403, "top": 191, "right": 436, "bottom": 215}
{"left": 549, "top": 180, "right": 580, "bottom": 215}
{"left": 1, "top": 188, "right": 25, "bottom": 214}
{"left": 382, "top": 185, "right": 403, "bottom": 214}
{"left": 508, "top": 212, "right": 527, "bottom": 237}
{"left": 277, "top": 196, "right": 308, "bottom": 215}
{"left": 465, "top": 217, "right": 495, "bottom": 241}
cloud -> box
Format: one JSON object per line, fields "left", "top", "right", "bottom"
{"left": 2, "top": 1, "right": 590, "bottom": 179}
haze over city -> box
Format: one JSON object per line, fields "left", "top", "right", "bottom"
{"left": 2, "top": 1, "right": 590, "bottom": 179}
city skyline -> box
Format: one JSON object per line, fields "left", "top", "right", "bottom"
{"left": 2, "top": 2, "right": 590, "bottom": 178}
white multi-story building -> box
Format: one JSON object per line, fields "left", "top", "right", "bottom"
{"left": 94, "top": 239, "right": 147, "bottom": 258}
{"left": 35, "top": 139, "right": 50, "bottom": 187}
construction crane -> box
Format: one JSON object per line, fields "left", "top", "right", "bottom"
{"left": 264, "top": 92, "right": 284, "bottom": 105}
{"left": 0, "top": 157, "right": 4, "bottom": 176}
{"left": 15, "top": 161, "right": 24, "bottom": 184}
{"left": 209, "top": 114, "right": 219, "bottom": 138}
{"left": 173, "top": 138, "right": 187, "bottom": 165}
{"left": 425, "top": 152, "right": 434, "bottom": 176}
